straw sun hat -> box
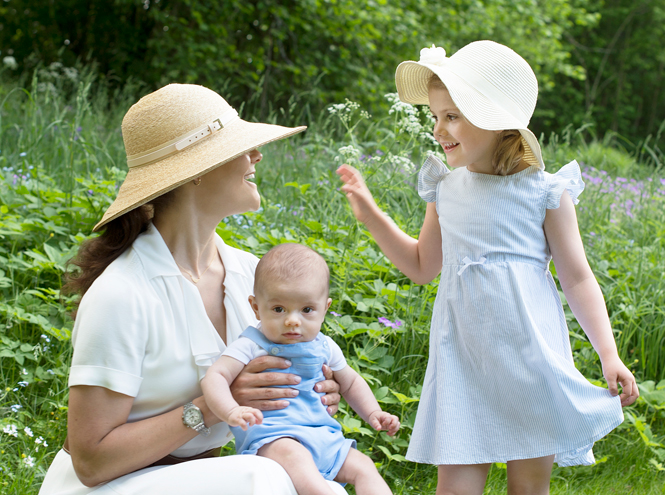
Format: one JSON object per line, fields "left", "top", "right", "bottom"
{"left": 94, "top": 84, "right": 306, "bottom": 231}
{"left": 395, "top": 40, "right": 544, "bottom": 169}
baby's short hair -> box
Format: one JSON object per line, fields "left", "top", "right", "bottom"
{"left": 254, "top": 243, "right": 330, "bottom": 296}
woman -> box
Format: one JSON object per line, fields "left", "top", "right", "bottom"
{"left": 39, "top": 84, "right": 345, "bottom": 494}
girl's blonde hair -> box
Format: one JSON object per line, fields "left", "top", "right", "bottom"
{"left": 427, "top": 74, "right": 525, "bottom": 176}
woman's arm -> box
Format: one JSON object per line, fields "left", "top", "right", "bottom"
{"left": 337, "top": 164, "right": 442, "bottom": 284}
{"left": 544, "top": 191, "right": 638, "bottom": 406}
{"left": 67, "top": 385, "right": 221, "bottom": 487}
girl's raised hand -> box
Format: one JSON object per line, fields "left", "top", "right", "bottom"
{"left": 336, "top": 164, "right": 380, "bottom": 225}
{"left": 602, "top": 356, "right": 639, "bottom": 407}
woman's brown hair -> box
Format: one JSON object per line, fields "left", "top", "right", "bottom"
{"left": 427, "top": 74, "right": 525, "bottom": 175}
{"left": 64, "top": 191, "right": 176, "bottom": 303}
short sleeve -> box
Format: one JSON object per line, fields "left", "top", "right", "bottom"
{"left": 324, "top": 336, "right": 347, "bottom": 372}
{"left": 222, "top": 337, "right": 265, "bottom": 365}
{"left": 68, "top": 272, "right": 148, "bottom": 396}
{"left": 417, "top": 154, "right": 450, "bottom": 202}
{"left": 546, "top": 160, "right": 585, "bottom": 209}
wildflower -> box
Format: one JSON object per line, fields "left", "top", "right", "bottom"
{"left": 24, "top": 427, "right": 34, "bottom": 437}
{"left": 35, "top": 436, "right": 48, "bottom": 447}
{"left": 23, "top": 455, "right": 35, "bottom": 468}
{"left": 19, "top": 152, "right": 27, "bottom": 157}
{"left": 3, "top": 424, "right": 18, "bottom": 437}
{"left": 18, "top": 381, "right": 28, "bottom": 387}
{"left": 338, "top": 145, "right": 361, "bottom": 158}
{"left": 87, "top": 190, "right": 94, "bottom": 196}
{"left": 330, "top": 311, "right": 341, "bottom": 317}
{"left": 378, "top": 317, "right": 403, "bottom": 329}
{"left": 2, "top": 56, "right": 17, "bottom": 70}
{"left": 10, "top": 404, "right": 22, "bottom": 412}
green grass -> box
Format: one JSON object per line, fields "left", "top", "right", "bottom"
{"left": 1, "top": 74, "right": 664, "bottom": 493}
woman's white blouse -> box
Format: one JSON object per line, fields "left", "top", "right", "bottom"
{"left": 68, "top": 223, "right": 259, "bottom": 457}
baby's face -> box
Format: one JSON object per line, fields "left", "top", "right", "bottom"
{"left": 249, "top": 277, "right": 332, "bottom": 345}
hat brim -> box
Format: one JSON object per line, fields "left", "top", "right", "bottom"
{"left": 94, "top": 119, "right": 306, "bottom": 231}
{"left": 395, "top": 61, "right": 544, "bottom": 169}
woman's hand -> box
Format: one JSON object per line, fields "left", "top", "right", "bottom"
{"left": 230, "top": 356, "right": 301, "bottom": 410}
{"left": 336, "top": 164, "right": 381, "bottom": 225}
{"left": 602, "top": 355, "right": 639, "bottom": 407}
{"left": 315, "top": 364, "right": 341, "bottom": 415}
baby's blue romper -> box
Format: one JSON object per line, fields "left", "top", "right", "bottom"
{"left": 406, "top": 156, "right": 623, "bottom": 467}
{"left": 230, "top": 326, "right": 356, "bottom": 481}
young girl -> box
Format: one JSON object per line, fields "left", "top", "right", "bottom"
{"left": 337, "top": 40, "right": 639, "bottom": 494}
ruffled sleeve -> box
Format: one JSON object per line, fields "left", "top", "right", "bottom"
{"left": 546, "top": 160, "right": 585, "bottom": 209}
{"left": 418, "top": 154, "right": 450, "bottom": 202}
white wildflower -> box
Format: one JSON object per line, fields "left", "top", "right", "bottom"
{"left": 23, "top": 456, "right": 35, "bottom": 468}
{"left": 24, "top": 427, "right": 34, "bottom": 437}
{"left": 3, "top": 56, "right": 18, "bottom": 70}
{"left": 3, "top": 424, "right": 18, "bottom": 437}
{"left": 338, "top": 146, "right": 361, "bottom": 158}
{"left": 388, "top": 155, "right": 416, "bottom": 174}
{"left": 10, "top": 404, "right": 22, "bottom": 412}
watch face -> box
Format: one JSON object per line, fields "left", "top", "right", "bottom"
{"left": 184, "top": 408, "right": 202, "bottom": 425}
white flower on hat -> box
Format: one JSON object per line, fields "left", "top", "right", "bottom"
{"left": 419, "top": 45, "right": 447, "bottom": 66}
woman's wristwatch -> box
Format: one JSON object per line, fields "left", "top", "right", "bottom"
{"left": 182, "top": 402, "right": 211, "bottom": 436}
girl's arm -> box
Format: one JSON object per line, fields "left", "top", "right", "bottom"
{"left": 201, "top": 356, "right": 263, "bottom": 428}
{"left": 333, "top": 366, "right": 400, "bottom": 436}
{"left": 337, "top": 164, "right": 442, "bottom": 284}
{"left": 544, "top": 191, "right": 638, "bottom": 406}
{"left": 67, "top": 386, "right": 221, "bottom": 487}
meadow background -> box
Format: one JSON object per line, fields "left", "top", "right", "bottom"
{"left": 1, "top": 1, "right": 665, "bottom": 493}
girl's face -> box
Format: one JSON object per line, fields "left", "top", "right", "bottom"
{"left": 428, "top": 86, "right": 499, "bottom": 174}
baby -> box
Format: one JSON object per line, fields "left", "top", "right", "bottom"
{"left": 202, "top": 243, "right": 400, "bottom": 495}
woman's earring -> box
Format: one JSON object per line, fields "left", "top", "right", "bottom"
{"left": 193, "top": 177, "right": 202, "bottom": 186}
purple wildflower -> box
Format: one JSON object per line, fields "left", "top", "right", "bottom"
{"left": 330, "top": 311, "right": 341, "bottom": 317}
{"left": 378, "top": 317, "right": 403, "bottom": 329}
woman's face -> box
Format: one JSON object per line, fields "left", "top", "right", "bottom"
{"left": 202, "top": 149, "right": 263, "bottom": 216}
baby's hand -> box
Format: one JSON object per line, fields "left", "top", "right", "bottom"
{"left": 336, "top": 164, "right": 380, "bottom": 225}
{"left": 226, "top": 406, "right": 263, "bottom": 431}
{"left": 602, "top": 356, "right": 639, "bottom": 407}
{"left": 368, "top": 410, "right": 400, "bottom": 436}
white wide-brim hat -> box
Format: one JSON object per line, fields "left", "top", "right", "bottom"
{"left": 395, "top": 40, "right": 544, "bottom": 169}
{"left": 94, "top": 83, "right": 306, "bottom": 231}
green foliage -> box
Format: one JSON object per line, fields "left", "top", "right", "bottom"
{"left": 6, "top": 0, "right": 662, "bottom": 150}
{"left": 538, "top": 0, "right": 665, "bottom": 149}
{"left": 1, "top": 78, "right": 665, "bottom": 492}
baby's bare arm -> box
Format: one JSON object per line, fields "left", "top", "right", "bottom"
{"left": 201, "top": 356, "right": 263, "bottom": 428}
{"left": 334, "top": 366, "right": 400, "bottom": 435}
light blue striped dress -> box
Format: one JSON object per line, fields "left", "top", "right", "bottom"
{"left": 406, "top": 155, "right": 623, "bottom": 466}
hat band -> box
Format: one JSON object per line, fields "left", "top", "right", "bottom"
{"left": 445, "top": 59, "right": 530, "bottom": 126}
{"left": 126, "top": 109, "right": 240, "bottom": 168}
